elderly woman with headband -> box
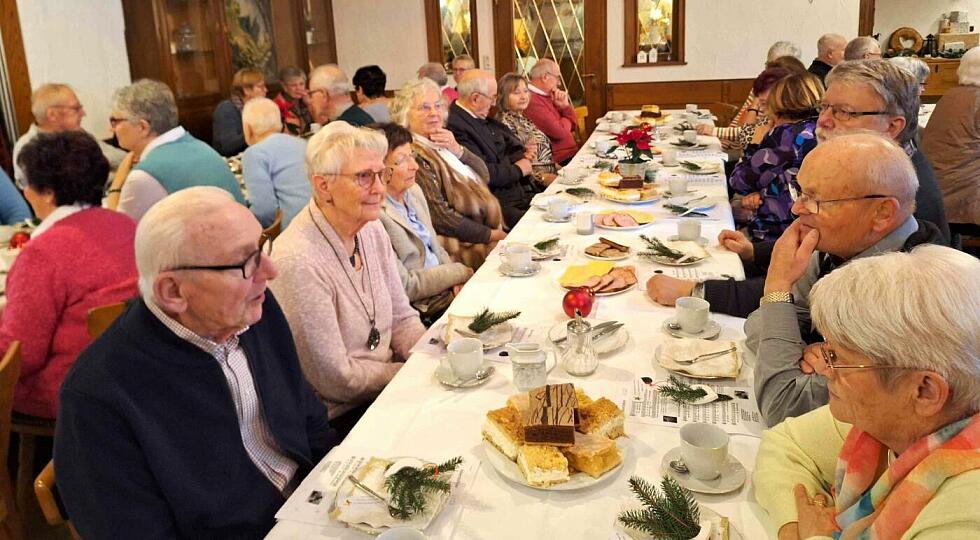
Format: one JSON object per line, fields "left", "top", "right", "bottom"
{"left": 269, "top": 121, "right": 425, "bottom": 437}
{"left": 496, "top": 72, "right": 557, "bottom": 183}
{"left": 922, "top": 47, "right": 980, "bottom": 235}
{"left": 213, "top": 67, "right": 268, "bottom": 156}
{"left": 754, "top": 244, "right": 980, "bottom": 539}
{"left": 390, "top": 78, "right": 505, "bottom": 269}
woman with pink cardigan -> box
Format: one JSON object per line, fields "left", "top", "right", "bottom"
{"left": 3, "top": 131, "right": 138, "bottom": 418}
{"left": 269, "top": 122, "right": 425, "bottom": 438}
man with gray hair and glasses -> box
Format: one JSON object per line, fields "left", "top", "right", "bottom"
{"left": 104, "top": 79, "right": 244, "bottom": 221}
{"left": 54, "top": 186, "right": 335, "bottom": 538}
{"left": 808, "top": 33, "right": 847, "bottom": 85}
{"left": 843, "top": 36, "right": 882, "bottom": 60}
{"left": 746, "top": 133, "right": 946, "bottom": 427}
{"left": 307, "top": 64, "right": 373, "bottom": 126}
{"left": 12, "top": 82, "right": 127, "bottom": 185}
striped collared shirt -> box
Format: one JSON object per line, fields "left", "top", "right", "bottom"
{"left": 147, "top": 301, "right": 298, "bottom": 491}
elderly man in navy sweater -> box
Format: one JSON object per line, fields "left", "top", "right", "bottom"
{"left": 55, "top": 186, "right": 336, "bottom": 539}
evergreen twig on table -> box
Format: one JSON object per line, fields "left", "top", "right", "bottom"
{"left": 658, "top": 375, "right": 708, "bottom": 404}
{"left": 663, "top": 204, "right": 707, "bottom": 217}
{"left": 467, "top": 308, "right": 521, "bottom": 334}
{"left": 533, "top": 237, "right": 560, "bottom": 252}
{"left": 679, "top": 160, "right": 702, "bottom": 171}
{"left": 639, "top": 235, "right": 688, "bottom": 261}
{"left": 563, "top": 187, "right": 596, "bottom": 199}
{"left": 384, "top": 456, "right": 463, "bottom": 520}
{"left": 618, "top": 476, "right": 702, "bottom": 539}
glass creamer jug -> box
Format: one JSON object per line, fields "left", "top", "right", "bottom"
{"left": 560, "top": 317, "right": 598, "bottom": 376}
{"left": 507, "top": 343, "right": 548, "bottom": 391}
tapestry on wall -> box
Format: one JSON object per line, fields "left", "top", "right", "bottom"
{"left": 225, "top": 0, "right": 278, "bottom": 79}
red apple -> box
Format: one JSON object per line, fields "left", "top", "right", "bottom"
{"left": 9, "top": 231, "right": 29, "bottom": 249}
{"left": 562, "top": 287, "right": 596, "bottom": 318}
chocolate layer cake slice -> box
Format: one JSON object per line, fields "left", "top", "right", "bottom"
{"left": 524, "top": 383, "right": 577, "bottom": 446}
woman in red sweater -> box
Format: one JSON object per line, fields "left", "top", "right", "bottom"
{"left": 4, "top": 131, "right": 138, "bottom": 418}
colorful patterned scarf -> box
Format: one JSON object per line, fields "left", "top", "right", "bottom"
{"left": 832, "top": 413, "right": 980, "bottom": 539}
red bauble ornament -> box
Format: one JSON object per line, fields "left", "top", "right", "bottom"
{"left": 9, "top": 231, "right": 29, "bottom": 249}
{"left": 562, "top": 287, "right": 596, "bottom": 318}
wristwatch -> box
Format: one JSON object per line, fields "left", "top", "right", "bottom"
{"left": 760, "top": 291, "right": 794, "bottom": 306}
{"left": 691, "top": 282, "right": 706, "bottom": 299}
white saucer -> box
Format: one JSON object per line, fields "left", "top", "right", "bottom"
{"left": 542, "top": 213, "right": 573, "bottom": 223}
{"left": 662, "top": 318, "right": 722, "bottom": 340}
{"left": 667, "top": 235, "right": 710, "bottom": 246}
{"left": 434, "top": 362, "right": 495, "bottom": 388}
{"left": 664, "top": 189, "right": 696, "bottom": 197}
{"left": 499, "top": 261, "right": 541, "bottom": 277}
{"left": 660, "top": 447, "right": 746, "bottom": 494}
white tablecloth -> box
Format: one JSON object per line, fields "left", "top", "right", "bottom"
{"left": 268, "top": 112, "right": 775, "bottom": 539}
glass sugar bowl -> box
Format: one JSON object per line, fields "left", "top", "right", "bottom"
{"left": 560, "top": 317, "right": 598, "bottom": 376}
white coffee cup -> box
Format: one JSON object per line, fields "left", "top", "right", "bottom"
{"left": 503, "top": 243, "right": 532, "bottom": 271}
{"left": 676, "top": 296, "right": 710, "bottom": 334}
{"left": 594, "top": 139, "right": 615, "bottom": 155}
{"left": 678, "top": 219, "right": 702, "bottom": 241}
{"left": 685, "top": 103, "right": 698, "bottom": 113}
{"left": 612, "top": 111, "right": 628, "bottom": 122}
{"left": 697, "top": 118, "right": 715, "bottom": 130}
{"left": 547, "top": 198, "right": 571, "bottom": 220}
{"left": 683, "top": 129, "right": 698, "bottom": 144}
{"left": 685, "top": 112, "right": 699, "bottom": 123}
{"left": 680, "top": 423, "right": 729, "bottom": 480}
{"left": 447, "top": 337, "right": 483, "bottom": 380}
{"left": 377, "top": 527, "right": 427, "bottom": 540}
{"left": 668, "top": 177, "right": 689, "bottom": 195}
{"left": 661, "top": 148, "right": 679, "bottom": 167}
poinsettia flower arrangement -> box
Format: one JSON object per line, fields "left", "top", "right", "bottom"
{"left": 611, "top": 123, "right": 655, "bottom": 164}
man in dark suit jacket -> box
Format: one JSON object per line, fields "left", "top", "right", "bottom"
{"left": 807, "top": 33, "right": 847, "bottom": 86}
{"left": 447, "top": 70, "right": 533, "bottom": 227}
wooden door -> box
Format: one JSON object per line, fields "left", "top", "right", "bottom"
{"left": 493, "top": 0, "right": 606, "bottom": 136}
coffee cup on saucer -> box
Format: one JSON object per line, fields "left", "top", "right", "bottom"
{"left": 677, "top": 219, "right": 702, "bottom": 241}
{"left": 447, "top": 338, "right": 482, "bottom": 380}
{"left": 502, "top": 243, "right": 533, "bottom": 272}
{"left": 683, "top": 130, "right": 697, "bottom": 144}
{"left": 685, "top": 103, "right": 698, "bottom": 113}
{"left": 594, "top": 139, "right": 615, "bottom": 155}
{"left": 661, "top": 148, "right": 679, "bottom": 167}
{"left": 668, "top": 177, "right": 689, "bottom": 196}
{"left": 612, "top": 111, "right": 628, "bottom": 122}
{"left": 679, "top": 423, "right": 729, "bottom": 480}
{"left": 546, "top": 199, "right": 571, "bottom": 221}
{"left": 377, "top": 527, "right": 427, "bottom": 540}
{"left": 676, "top": 296, "right": 710, "bottom": 334}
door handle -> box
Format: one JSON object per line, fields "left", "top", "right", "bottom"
{"left": 582, "top": 72, "right": 597, "bottom": 89}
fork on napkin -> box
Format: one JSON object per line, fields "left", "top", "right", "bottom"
{"left": 657, "top": 339, "right": 741, "bottom": 378}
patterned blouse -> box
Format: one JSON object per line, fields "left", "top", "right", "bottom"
{"left": 729, "top": 118, "right": 818, "bottom": 241}
{"left": 498, "top": 110, "right": 557, "bottom": 175}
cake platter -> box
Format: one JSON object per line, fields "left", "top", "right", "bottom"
{"left": 482, "top": 437, "right": 630, "bottom": 491}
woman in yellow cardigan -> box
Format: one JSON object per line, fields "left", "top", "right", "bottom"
{"left": 753, "top": 244, "right": 980, "bottom": 539}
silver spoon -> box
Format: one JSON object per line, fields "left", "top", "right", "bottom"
{"left": 456, "top": 366, "right": 494, "bottom": 386}
{"left": 347, "top": 475, "right": 400, "bottom": 517}
{"left": 669, "top": 459, "right": 690, "bottom": 474}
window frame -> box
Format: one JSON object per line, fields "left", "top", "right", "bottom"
{"left": 623, "top": 0, "right": 686, "bottom": 67}
{"left": 424, "top": 0, "right": 480, "bottom": 69}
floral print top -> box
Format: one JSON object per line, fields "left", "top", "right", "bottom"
{"left": 729, "top": 118, "right": 818, "bottom": 241}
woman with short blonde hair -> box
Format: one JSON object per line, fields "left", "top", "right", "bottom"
{"left": 213, "top": 67, "right": 268, "bottom": 156}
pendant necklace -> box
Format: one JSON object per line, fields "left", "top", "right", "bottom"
{"left": 309, "top": 206, "right": 381, "bottom": 350}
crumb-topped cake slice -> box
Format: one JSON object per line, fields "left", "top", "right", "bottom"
{"left": 517, "top": 445, "right": 569, "bottom": 487}
{"left": 579, "top": 397, "right": 626, "bottom": 439}
{"left": 483, "top": 407, "right": 524, "bottom": 460}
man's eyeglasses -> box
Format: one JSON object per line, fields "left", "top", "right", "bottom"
{"left": 54, "top": 104, "right": 84, "bottom": 114}
{"left": 475, "top": 92, "right": 498, "bottom": 102}
{"left": 788, "top": 181, "right": 890, "bottom": 214}
{"left": 816, "top": 103, "right": 889, "bottom": 122}
{"left": 109, "top": 116, "right": 131, "bottom": 128}
{"left": 335, "top": 169, "right": 388, "bottom": 188}
{"left": 308, "top": 88, "right": 327, "bottom": 98}
{"left": 819, "top": 343, "right": 918, "bottom": 372}
{"left": 168, "top": 237, "right": 273, "bottom": 280}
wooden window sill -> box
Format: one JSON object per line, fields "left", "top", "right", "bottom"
{"left": 621, "top": 61, "right": 688, "bottom": 68}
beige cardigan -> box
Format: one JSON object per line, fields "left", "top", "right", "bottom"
{"left": 921, "top": 85, "right": 980, "bottom": 225}
{"left": 379, "top": 184, "right": 473, "bottom": 304}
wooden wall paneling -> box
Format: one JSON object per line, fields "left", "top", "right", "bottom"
{"left": 270, "top": 0, "right": 303, "bottom": 82}
{"left": 606, "top": 78, "right": 753, "bottom": 126}
{"left": 424, "top": 0, "right": 442, "bottom": 62}
{"left": 582, "top": 0, "right": 607, "bottom": 131}
{"left": 492, "top": 0, "right": 516, "bottom": 78}
{"left": 0, "top": 0, "right": 34, "bottom": 135}
{"left": 858, "top": 0, "right": 875, "bottom": 36}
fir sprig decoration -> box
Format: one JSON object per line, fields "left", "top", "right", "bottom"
{"left": 467, "top": 308, "right": 521, "bottom": 334}
{"left": 618, "top": 476, "right": 702, "bottom": 539}
{"left": 639, "top": 235, "right": 690, "bottom": 261}
{"left": 564, "top": 187, "right": 596, "bottom": 198}
{"left": 533, "top": 237, "right": 560, "bottom": 252}
{"left": 658, "top": 375, "right": 708, "bottom": 404}
{"left": 679, "top": 160, "right": 703, "bottom": 171}
{"left": 384, "top": 456, "right": 463, "bottom": 520}
{"left": 663, "top": 204, "right": 708, "bottom": 217}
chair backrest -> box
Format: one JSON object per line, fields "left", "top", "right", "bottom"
{"left": 261, "top": 209, "right": 284, "bottom": 246}
{"left": 86, "top": 302, "right": 128, "bottom": 339}
{"left": 0, "top": 342, "right": 23, "bottom": 539}
{"left": 574, "top": 105, "right": 590, "bottom": 143}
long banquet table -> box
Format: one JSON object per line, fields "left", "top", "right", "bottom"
{"left": 268, "top": 111, "right": 776, "bottom": 539}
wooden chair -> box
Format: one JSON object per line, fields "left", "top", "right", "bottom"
{"left": 0, "top": 342, "right": 25, "bottom": 540}
{"left": 261, "top": 209, "right": 284, "bottom": 246}
{"left": 35, "top": 461, "right": 79, "bottom": 540}
{"left": 706, "top": 102, "right": 740, "bottom": 128}
{"left": 86, "top": 302, "right": 127, "bottom": 340}
{"left": 574, "top": 106, "right": 590, "bottom": 144}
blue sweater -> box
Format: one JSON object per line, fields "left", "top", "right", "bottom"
{"left": 0, "top": 169, "right": 31, "bottom": 223}
{"left": 55, "top": 293, "right": 335, "bottom": 539}
{"left": 134, "top": 132, "right": 245, "bottom": 204}
{"left": 242, "top": 134, "right": 311, "bottom": 229}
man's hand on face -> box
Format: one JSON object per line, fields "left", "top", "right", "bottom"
{"left": 764, "top": 220, "right": 820, "bottom": 294}
{"left": 552, "top": 89, "right": 571, "bottom": 108}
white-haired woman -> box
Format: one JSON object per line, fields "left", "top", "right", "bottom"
{"left": 754, "top": 244, "right": 980, "bottom": 539}
{"left": 242, "top": 97, "right": 311, "bottom": 229}
{"left": 921, "top": 47, "right": 980, "bottom": 233}
{"left": 106, "top": 79, "right": 245, "bottom": 221}
{"left": 268, "top": 122, "right": 425, "bottom": 437}
{"left": 888, "top": 56, "right": 930, "bottom": 93}
{"left": 391, "top": 78, "right": 505, "bottom": 269}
